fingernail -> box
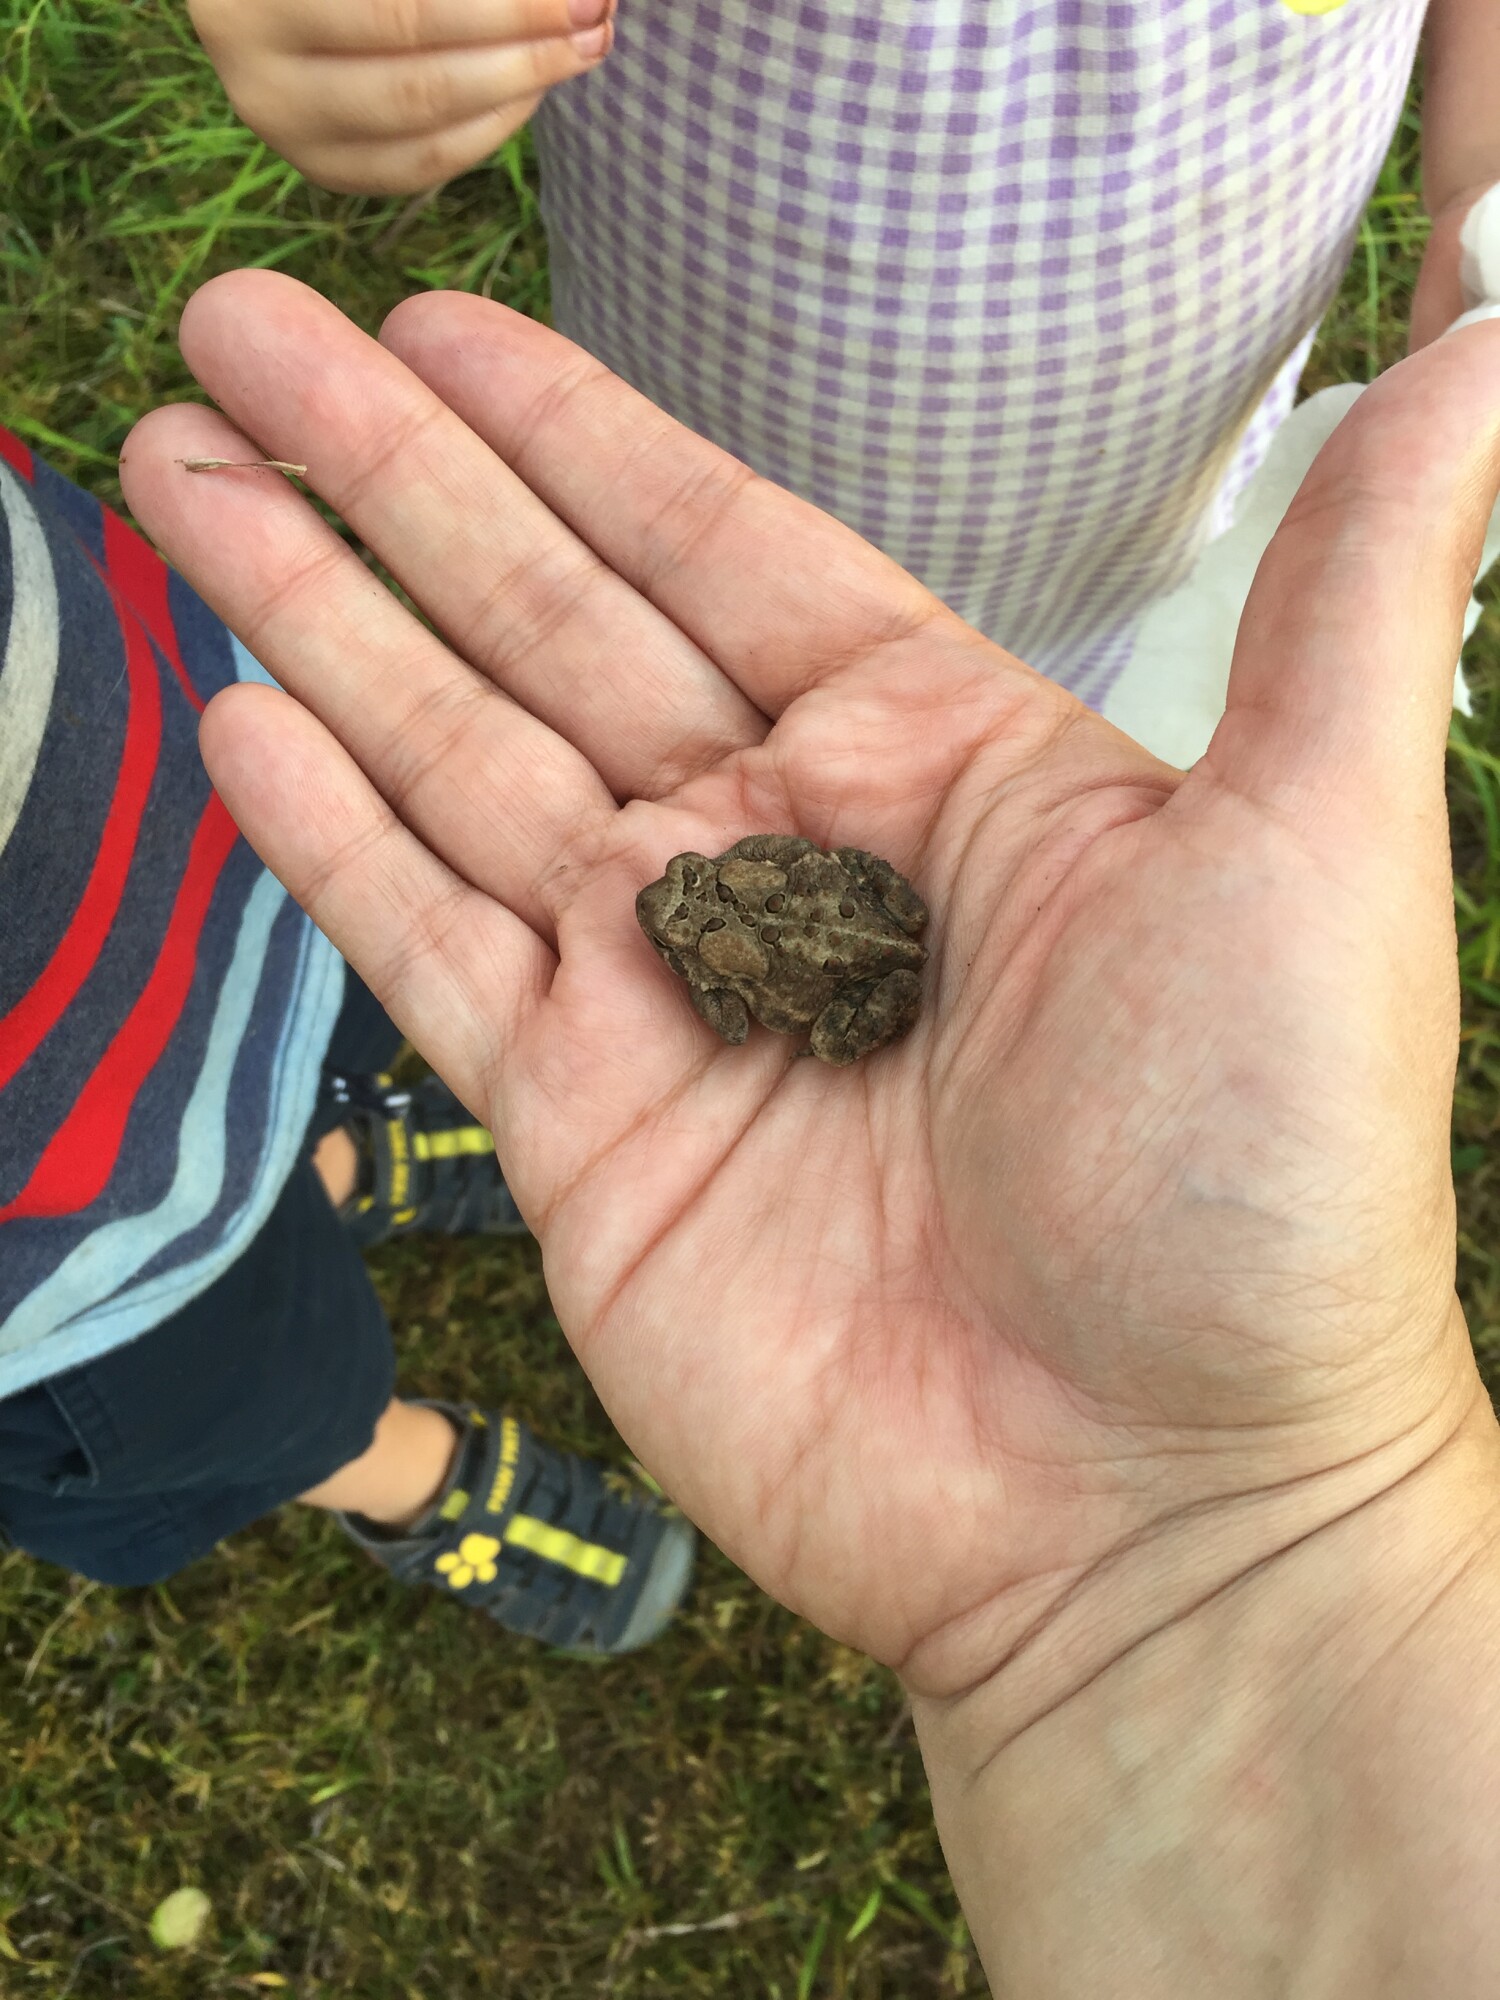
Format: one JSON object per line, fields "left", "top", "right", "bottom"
{"left": 1443, "top": 301, "right": 1500, "bottom": 339}
{"left": 1459, "top": 182, "right": 1500, "bottom": 307}
{"left": 569, "top": 0, "right": 608, "bottom": 26}
{"left": 571, "top": 17, "right": 611, "bottom": 55}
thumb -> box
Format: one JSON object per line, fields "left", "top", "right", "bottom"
{"left": 1202, "top": 321, "right": 1500, "bottom": 840}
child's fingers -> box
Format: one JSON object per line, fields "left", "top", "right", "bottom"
{"left": 304, "top": 0, "right": 610, "bottom": 53}
{"left": 194, "top": 0, "right": 608, "bottom": 58}
{"left": 295, "top": 101, "right": 544, "bottom": 199}
{"left": 199, "top": 681, "right": 550, "bottom": 1124}
{"left": 390, "top": 0, "right": 612, "bottom": 45}
{"left": 242, "top": 33, "right": 611, "bottom": 152}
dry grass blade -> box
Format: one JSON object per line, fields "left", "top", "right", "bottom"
{"left": 179, "top": 457, "right": 308, "bottom": 477}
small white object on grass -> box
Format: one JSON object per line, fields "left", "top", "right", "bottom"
{"left": 149, "top": 1885, "right": 212, "bottom": 1950}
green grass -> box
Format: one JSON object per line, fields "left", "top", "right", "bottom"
{"left": 0, "top": 0, "right": 547, "bottom": 504}
{"left": 2, "top": 10, "right": 1499, "bottom": 1997}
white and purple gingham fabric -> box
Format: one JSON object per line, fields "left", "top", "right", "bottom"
{"left": 534, "top": 0, "right": 1426, "bottom": 702}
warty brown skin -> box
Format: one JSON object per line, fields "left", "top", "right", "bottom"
{"left": 636, "top": 835, "right": 928, "bottom": 1066}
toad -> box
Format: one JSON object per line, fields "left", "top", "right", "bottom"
{"left": 636, "top": 835, "right": 929, "bottom": 1066}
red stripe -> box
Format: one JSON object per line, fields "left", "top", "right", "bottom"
{"left": 0, "top": 577, "right": 164, "bottom": 1092}
{"left": 0, "top": 795, "right": 241, "bottom": 1221}
{"left": 102, "top": 508, "right": 202, "bottom": 713}
{"left": 0, "top": 428, "right": 34, "bottom": 482}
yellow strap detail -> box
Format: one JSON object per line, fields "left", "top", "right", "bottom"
{"left": 504, "top": 1515, "right": 626, "bottom": 1587}
{"left": 412, "top": 1127, "right": 494, "bottom": 1162}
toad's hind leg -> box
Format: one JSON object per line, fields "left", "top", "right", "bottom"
{"left": 809, "top": 970, "right": 923, "bottom": 1066}
{"left": 833, "top": 847, "right": 928, "bottom": 938}
{"left": 688, "top": 983, "right": 751, "bottom": 1046}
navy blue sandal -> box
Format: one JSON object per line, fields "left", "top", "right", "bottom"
{"left": 328, "top": 1072, "right": 526, "bottom": 1245}
{"left": 340, "top": 1404, "right": 696, "bottom": 1655}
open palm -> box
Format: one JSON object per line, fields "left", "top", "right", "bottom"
{"left": 123, "top": 275, "right": 1500, "bottom": 1700}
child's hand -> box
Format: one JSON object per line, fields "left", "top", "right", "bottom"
{"left": 188, "top": 0, "right": 613, "bottom": 195}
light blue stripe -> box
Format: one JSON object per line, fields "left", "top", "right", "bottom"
{"left": 0, "top": 634, "right": 346, "bottom": 1395}
{"left": 229, "top": 630, "right": 280, "bottom": 691}
{"left": 0, "top": 462, "right": 60, "bottom": 862}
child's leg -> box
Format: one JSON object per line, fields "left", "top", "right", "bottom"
{"left": 298, "top": 1398, "right": 458, "bottom": 1529}
{"left": 0, "top": 957, "right": 693, "bottom": 1651}
{"left": 312, "top": 1127, "right": 360, "bottom": 1206}
{"left": 0, "top": 1138, "right": 400, "bottom": 1589}
{"left": 0, "top": 1102, "right": 693, "bottom": 1653}
{"left": 296, "top": 974, "right": 462, "bottom": 1531}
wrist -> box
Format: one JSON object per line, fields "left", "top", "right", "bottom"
{"left": 910, "top": 1380, "right": 1500, "bottom": 1994}
{"left": 900, "top": 1301, "right": 1483, "bottom": 1734}
{"left": 1411, "top": 179, "right": 1500, "bottom": 350}
{"left": 1427, "top": 175, "right": 1500, "bottom": 243}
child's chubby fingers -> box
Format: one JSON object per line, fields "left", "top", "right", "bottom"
{"left": 223, "top": 30, "right": 612, "bottom": 154}
{"left": 190, "top": 0, "right": 613, "bottom": 193}
{"left": 190, "top": 0, "right": 610, "bottom": 60}
{"left": 283, "top": 101, "right": 547, "bottom": 201}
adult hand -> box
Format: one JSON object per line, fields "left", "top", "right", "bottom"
{"left": 188, "top": 0, "right": 611, "bottom": 195}
{"left": 121, "top": 274, "right": 1500, "bottom": 1731}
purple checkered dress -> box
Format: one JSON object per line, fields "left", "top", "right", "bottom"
{"left": 534, "top": 0, "right": 1426, "bottom": 705}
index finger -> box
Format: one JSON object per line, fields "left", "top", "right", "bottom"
{"left": 171, "top": 271, "right": 765, "bottom": 805}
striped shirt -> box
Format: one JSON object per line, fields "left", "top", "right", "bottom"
{"left": 0, "top": 431, "right": 344, "bottom": 1399}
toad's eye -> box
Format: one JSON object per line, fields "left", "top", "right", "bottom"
{"left": 674, "top": 903, "right": 689, "bottom": 921}
{"left": 681, "top": 868, "right": 698, "bottom": 887}
{"left": 760, "top": 926, "right": 781, "bottom": 944}
{"left": 823, "top": 957, "right": 845, "bottom": 975}
{"left": 839, "top": 898, "right": 856, "bottom": 918}
{"left": 716, "top": 881, "right": 735, "bottom": 902}
{"left": 703, "top": 917, "right": 727, "bottom": 933}
{"left": 764, "top": 893, "right": 785, "bottom": 913}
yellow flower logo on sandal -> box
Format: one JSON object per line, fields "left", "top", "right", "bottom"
{"left": 435, "top": 1532, "right": 501, "bottom": 1589}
